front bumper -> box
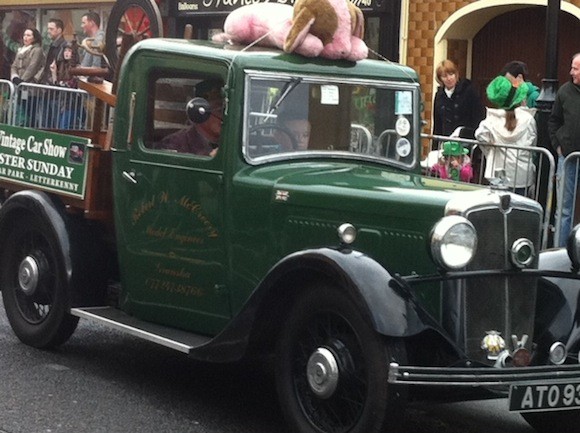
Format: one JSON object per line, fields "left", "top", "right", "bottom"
{"left": 388, "top": 362, "right": 580, "bottom": 387}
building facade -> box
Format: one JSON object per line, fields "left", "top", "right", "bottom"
{"left": 403, "top": 0, "right": 580, "bottom": 152}
{"left": 0, "top": 0, "right": 115, "bottom": 78}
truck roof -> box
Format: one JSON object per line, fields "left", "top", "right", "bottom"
{"left": 124, "top": 38, "right": 419, "bottom": 83}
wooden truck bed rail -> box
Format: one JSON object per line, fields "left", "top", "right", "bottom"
{"left": 0, "top": 79, "right": 117, "bottom": 225}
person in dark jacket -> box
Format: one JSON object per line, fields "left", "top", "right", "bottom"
{"left": 50, "top": 42, "right": 83, "bottom": 129}
{"left": 548, "top": 52, "right": 580, "bottom": 246}
{"left": 40, "top": 18, "right": 67, "bottom": 85}
{"left": 499, "top": 60, "right": 540, "bottom": 108}
{"left": 432, "top": 59, "right": 484, "bottom": 149}
{"left": 40, "top": 18, "right": 69, "bottom": 128}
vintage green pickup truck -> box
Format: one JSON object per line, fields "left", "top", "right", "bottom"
{"left": 0, "top": 39, "right": 579, "bottom": 433}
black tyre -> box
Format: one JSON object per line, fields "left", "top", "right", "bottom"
{"left": 276, "top": 285, "right": 407, "bottom": 433}
{"left": 0, "top": 212, "right": 78, "bottom": 348}
{"left": 522, "top": 410, "right": 580, "bottom": 433}
{"left": 105, "top": 0, "right": 163, "bottom": 72}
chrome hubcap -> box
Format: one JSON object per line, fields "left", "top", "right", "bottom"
{"left": 306, "top": 347, "right": 339, "bottom": 399}
{"left": 18, "top": 256, "right": 40, "bottom": 296}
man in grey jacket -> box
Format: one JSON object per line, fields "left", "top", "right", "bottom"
{"left": 548, "top": 52, "right": 580, "bottom": 246}
{"left": 80, "top": 11, "right": 104, "bottom": 68}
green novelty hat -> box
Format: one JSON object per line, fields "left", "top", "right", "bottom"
{"left": 486, "top": 75, "right": 529, "bottom": 110}
{"left": 442, "top": 141, "right": 469, "bottom": 156}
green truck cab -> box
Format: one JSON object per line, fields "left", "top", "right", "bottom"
{"left": 1, "top": 39, "right": 580, "bottom": 433}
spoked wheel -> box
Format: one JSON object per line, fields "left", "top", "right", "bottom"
{"left": 0, "top": 213, "right": 78, "bottom": 348}
{"left": 105, "top": 0, "right": 163, "bottom": 72}
{"left": 276, "top": 285, "right": 407, "bottom": 433}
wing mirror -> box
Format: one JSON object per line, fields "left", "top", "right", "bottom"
{"left": 186, "top": 97, "right": 212, "bottom": 124}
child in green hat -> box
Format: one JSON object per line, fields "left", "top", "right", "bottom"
{"left": 474, "top": 75, "right": 537, "bottom": 196}
{"left": 431, "top": 141, "right": 473, "bottom": 182}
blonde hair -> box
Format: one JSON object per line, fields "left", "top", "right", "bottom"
{"left": 435, "top": 60, "right": 459, "bottom": 85}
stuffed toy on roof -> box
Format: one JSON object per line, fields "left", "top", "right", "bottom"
{"left": 212, "top": 0, "right": 368, "bottom": 61}
{"left": 285, "top": 0, "right": 368, "bottom": 61}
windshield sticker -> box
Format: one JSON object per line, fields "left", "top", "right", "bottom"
{"left": 395, "top": 91, "right": 412, "bottom": 115}
{"left": 395, "top": 116, "right": 411, "bottom": 136}
{"left": 395, "top": 138, "right": 411, "bottom": 158}
{"left": 320, "top": 85, "right": 339, "bottom": 105}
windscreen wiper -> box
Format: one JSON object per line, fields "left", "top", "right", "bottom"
{"left": 268, "top": 77, "right": 303, "bottom": 115}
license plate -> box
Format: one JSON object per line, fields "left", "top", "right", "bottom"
{"left": 509, "top": 382, "right": 580, "bottom": 412}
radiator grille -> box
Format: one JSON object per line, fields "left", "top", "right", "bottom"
{"left": 442, "top": 197, "right": 542, "bottom": 364}
{"left": 468, "top": 208, "right": 542, "bottom": 270}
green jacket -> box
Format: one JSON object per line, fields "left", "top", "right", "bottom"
{"left": 525, "top": 81, "right": 540, "bottom": 108}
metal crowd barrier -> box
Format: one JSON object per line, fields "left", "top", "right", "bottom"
{"left": 422, "top": 133, "right": 556, "bottom": 250}
{"left": 10, "top": 82, "right": 94, "bottom": 130}
{"left": 554, "top": 151, "right": 580, "bottom": 247}
{"left": 0, "top": 79, "right": 15, "bottom": 124}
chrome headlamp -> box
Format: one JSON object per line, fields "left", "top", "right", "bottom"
{"left": 431, "top": 216, "right": 477, "bottom": 270}
{"left": 510, "top": 238, "right": 535, "bottom": 269}
{"left": 567, "top": 224, "right": 580, "bottom": 269}
{"left": 337, "top": 223, "right": 357, "bottom": 245}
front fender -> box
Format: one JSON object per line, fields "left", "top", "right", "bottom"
{"left": 536, "top": 248, "right": 580, "bottom": 354}
{"left": 261, "top": 247, "right": 436, "bottom": 337}
{"left": 0, "top": 190, "right": 108, "bottom": 307}
{"left": 192, "top": 247, "right": 438, "bottom": 363}
{"left": 0, "top": 190, "right": 72, "bottom": 284}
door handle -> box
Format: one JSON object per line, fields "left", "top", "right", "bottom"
{"left": 121, "top": 170, "right": 138, "bottom": 184}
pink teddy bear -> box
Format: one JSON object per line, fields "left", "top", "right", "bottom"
{"left": 212, "top": 1, "right": 368, "bottom": 61}
{"left": 212, "top": 3, "right": 324, "bottom": 58}
{"left": 284, "top": 0, "right": 368, "bottom": 61}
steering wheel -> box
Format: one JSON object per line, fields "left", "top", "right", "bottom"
{"left": 248, "top": 123, "right": 298, "bottom": 157}
{"left": 105, "top": 0, "right": 163, "bottom": 72}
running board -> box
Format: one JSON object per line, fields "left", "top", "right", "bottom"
{"left": 70, "top": 306, "right": 211, "bottom": 354}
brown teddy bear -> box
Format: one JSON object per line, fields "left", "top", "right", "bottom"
{"left": 212, "top": 1, "right": 368, "bottom": 61}
{"left": 284, "top": 0, "right": 368, "bottom": 61}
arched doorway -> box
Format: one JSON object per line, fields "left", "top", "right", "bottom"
{"left": 472, "top": 6, "right": 580, "bottom": 105}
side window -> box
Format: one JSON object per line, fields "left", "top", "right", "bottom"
{"left": 145, "top": 74, "right": 224, "bottom": 158}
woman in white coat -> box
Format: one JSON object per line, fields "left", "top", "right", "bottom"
{"left": 475, "top": 75, "right": 537, "bottom": 196}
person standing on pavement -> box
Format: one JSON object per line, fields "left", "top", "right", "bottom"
{"left": 432, "top": 59, "right": 484, "bottom": 149}
{"left": 40, "top": 18, "right": 67, "bottom": 84}
{"left": 10, "top": 27, "right": 44, "bottom": 85}
{"left": 475, "top": 75, "right": 537, "bottom": 197}
{"left": 10, "top": 27, "right": 45, "bottom": 126}
{"left": 40, "top": 18, "right": 68, "bottom": 127}
{"left": 80, "top": 11, "right": 104, "bottom": 68}
{"left": 50, "top": 42, "right": 83, "bottom": 129}
{"left": 548, "top": 52, "right": 580, "bottom": 246}
{"left": 500, "top": 60, "right": 540, "bottom": 109}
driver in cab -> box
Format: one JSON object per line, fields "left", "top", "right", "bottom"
{"left": 158, "top": 79, "right": 223, "bottom": 157}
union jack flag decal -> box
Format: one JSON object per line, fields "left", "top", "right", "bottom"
{"left": 275, "top": 190, "right": 289, "bottom": 202}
